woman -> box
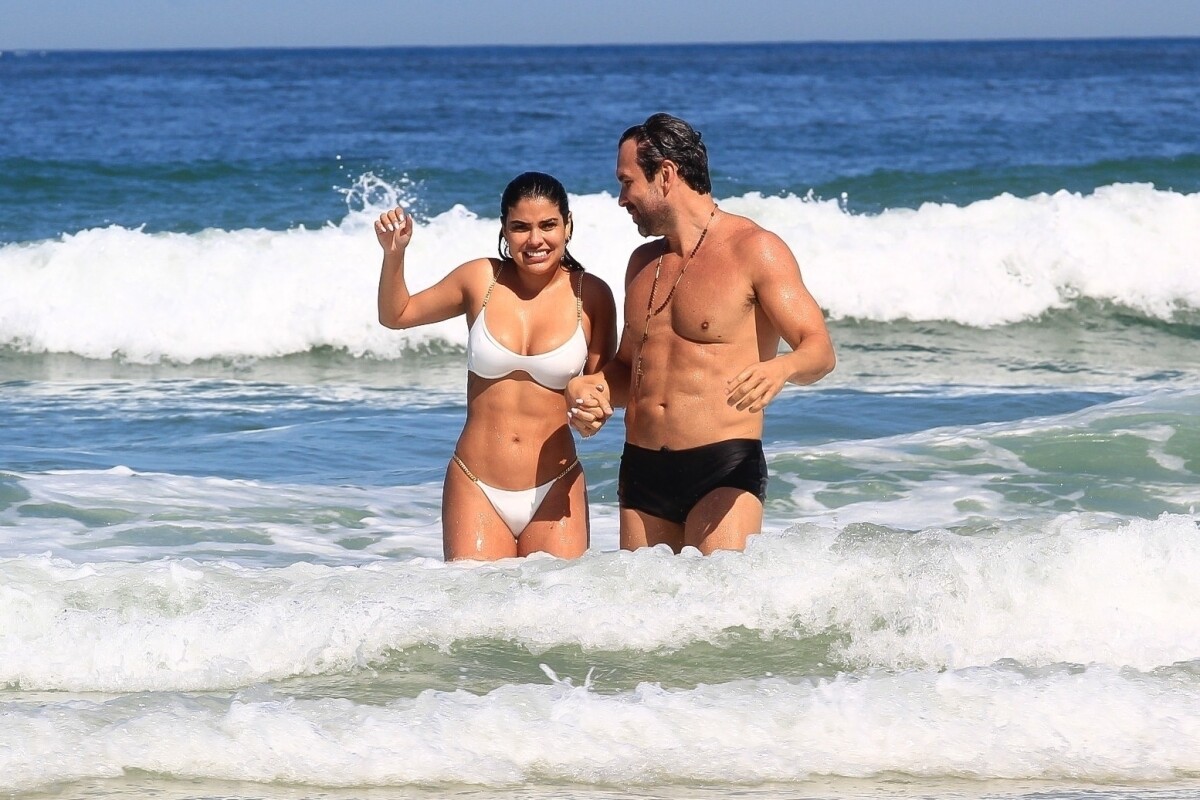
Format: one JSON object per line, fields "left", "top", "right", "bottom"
{"left": 376, "top": 173, "right": 617, "bottom": 561}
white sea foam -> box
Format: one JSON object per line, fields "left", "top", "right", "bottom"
{"left": 3, "top": 664, "right": 1200, "bottom": 791}
{"left": 1, "top": 184, "right": 1197, "bottom": 363}
{"left": 0, "top": 465, "right": 621, "bottom": 565}
{"left": 2, "top": 513, "right": 1198, "bottom": 693}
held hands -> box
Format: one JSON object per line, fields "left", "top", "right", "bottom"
{"left": 374, "top": 207, "right": 413, "bottom": 253}
{"left": 726, "top": 358, "right": 789, "bottom": 413}
{"left": 566, "top": 375, "right": 613, "bottom": 438}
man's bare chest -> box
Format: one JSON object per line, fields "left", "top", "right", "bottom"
{"left": 629, "top": 258, "right": 754, "bottom": 345}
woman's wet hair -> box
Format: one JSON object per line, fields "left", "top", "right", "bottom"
{"left": 498, "top": 172, "right": 583, "bottom": 271}
{"left": 619, "top": 112, "right": 712, "bottom": 194}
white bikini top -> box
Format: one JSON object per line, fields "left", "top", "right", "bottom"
{"left": 466, "top": 266, "right": 588, "bottom": 391}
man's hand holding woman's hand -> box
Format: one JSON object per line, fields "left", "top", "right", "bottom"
{"left": 566, "top": 375, "right": 613, "bottom": 437}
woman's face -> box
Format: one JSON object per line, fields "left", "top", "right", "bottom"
{"left": 502, "top": 196, "right": 570, "bottom": 277}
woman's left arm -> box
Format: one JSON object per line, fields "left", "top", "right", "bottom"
{"left": 581, "top": 273, "right": 618, "bottom": 374}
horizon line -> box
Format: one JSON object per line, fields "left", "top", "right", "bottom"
{"left": 4, "top": 34, "right": 1200, "bottom": 55}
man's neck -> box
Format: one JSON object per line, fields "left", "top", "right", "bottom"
{"left": 664, "top": 194, "right": 718, "bottom": 256}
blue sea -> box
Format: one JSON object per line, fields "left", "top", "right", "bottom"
{"left": 2, "top": 39, "right": 1200, "bottom": 800}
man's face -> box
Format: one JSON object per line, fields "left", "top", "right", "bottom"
{"left": 616, "top": 138, "right": 667, "bottom": 238}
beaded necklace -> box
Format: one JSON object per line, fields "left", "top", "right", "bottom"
{"left": 632, "top": 205, "right": 718, "bottom": 393}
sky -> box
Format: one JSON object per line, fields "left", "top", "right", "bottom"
{"left": 2, "top": 0, "right": 1200, "bottom": 50}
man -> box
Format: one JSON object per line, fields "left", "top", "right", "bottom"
{"left": 567, "top": 112, "right": 835, "bottom": 554}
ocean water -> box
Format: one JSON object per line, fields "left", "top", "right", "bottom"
{"left": 2, "top": 39, "right": 1200, "bottom": 800}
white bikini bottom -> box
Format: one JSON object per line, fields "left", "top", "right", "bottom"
{"left": 452, "top": 454, "right": 580, "bottom": 536}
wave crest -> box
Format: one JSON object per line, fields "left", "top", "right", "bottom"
{"left": 1, "top": 183, "right": 1196, "bottom": 363}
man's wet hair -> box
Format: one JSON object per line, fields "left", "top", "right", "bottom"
{"left": 620, "top": 113, "right": 712, "bottom": 195}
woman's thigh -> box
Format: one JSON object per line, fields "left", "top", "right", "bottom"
{"left": 518, "top": 465, "right": 589, "bottom": 558}
{"left": 441, "top": 462, "right": 519, "bottom": 561}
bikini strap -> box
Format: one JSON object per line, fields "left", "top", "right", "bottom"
{"left": 453, "top": 452, "right": 579, "bottom": 485}
{"left": 554, "top": 458, "right": 581, "bottom": 482}
{"left": 573, "top": 269, "right": 583, "bottom": 323}
{"left": 452, "top": 453, "right": 479, "bottom": 483}
{"left": 481, "top": 262, "right": 503, "bottom": 309}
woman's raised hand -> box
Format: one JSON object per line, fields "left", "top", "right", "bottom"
{"left": 375, "top": 207, "right": 413, "bottom": 253}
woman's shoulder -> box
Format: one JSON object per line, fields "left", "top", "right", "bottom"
{"left": 578, "top": 270, "right": 616, "bottom": 311}
{"left": 440, "top": 258, "right": 502, "bottom": 316}
{"left": 453, "top": 256, "right": 501, "bottom": 277}
{"left": 447, "top": 257, "right": 502, "bottom": 290}
{"left": 578, "top": 269, "right": 613, "bottom": 292}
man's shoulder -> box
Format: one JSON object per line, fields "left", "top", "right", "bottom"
{"left": 720, "top": 212, "right": 780, "bottom": 248}
{"left": 630, "top": 239, "right": 663, "bottom": 262}
{"left": 625, "top": 240, "right": 663, "bottom": 279}
{"left": 718, "top": 213, "right": 790, "bottom": 265}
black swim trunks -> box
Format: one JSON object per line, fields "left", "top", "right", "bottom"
{"left": 618, "top": 438, "right": 768, "bottom": 524}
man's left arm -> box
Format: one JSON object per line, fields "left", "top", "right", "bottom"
{"left": 726, "top": 230, "right": 836, "bottom": 412}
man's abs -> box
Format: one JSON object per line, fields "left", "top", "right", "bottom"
{"left": 626, "top": 388, "right": 764, "bottom": 450}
